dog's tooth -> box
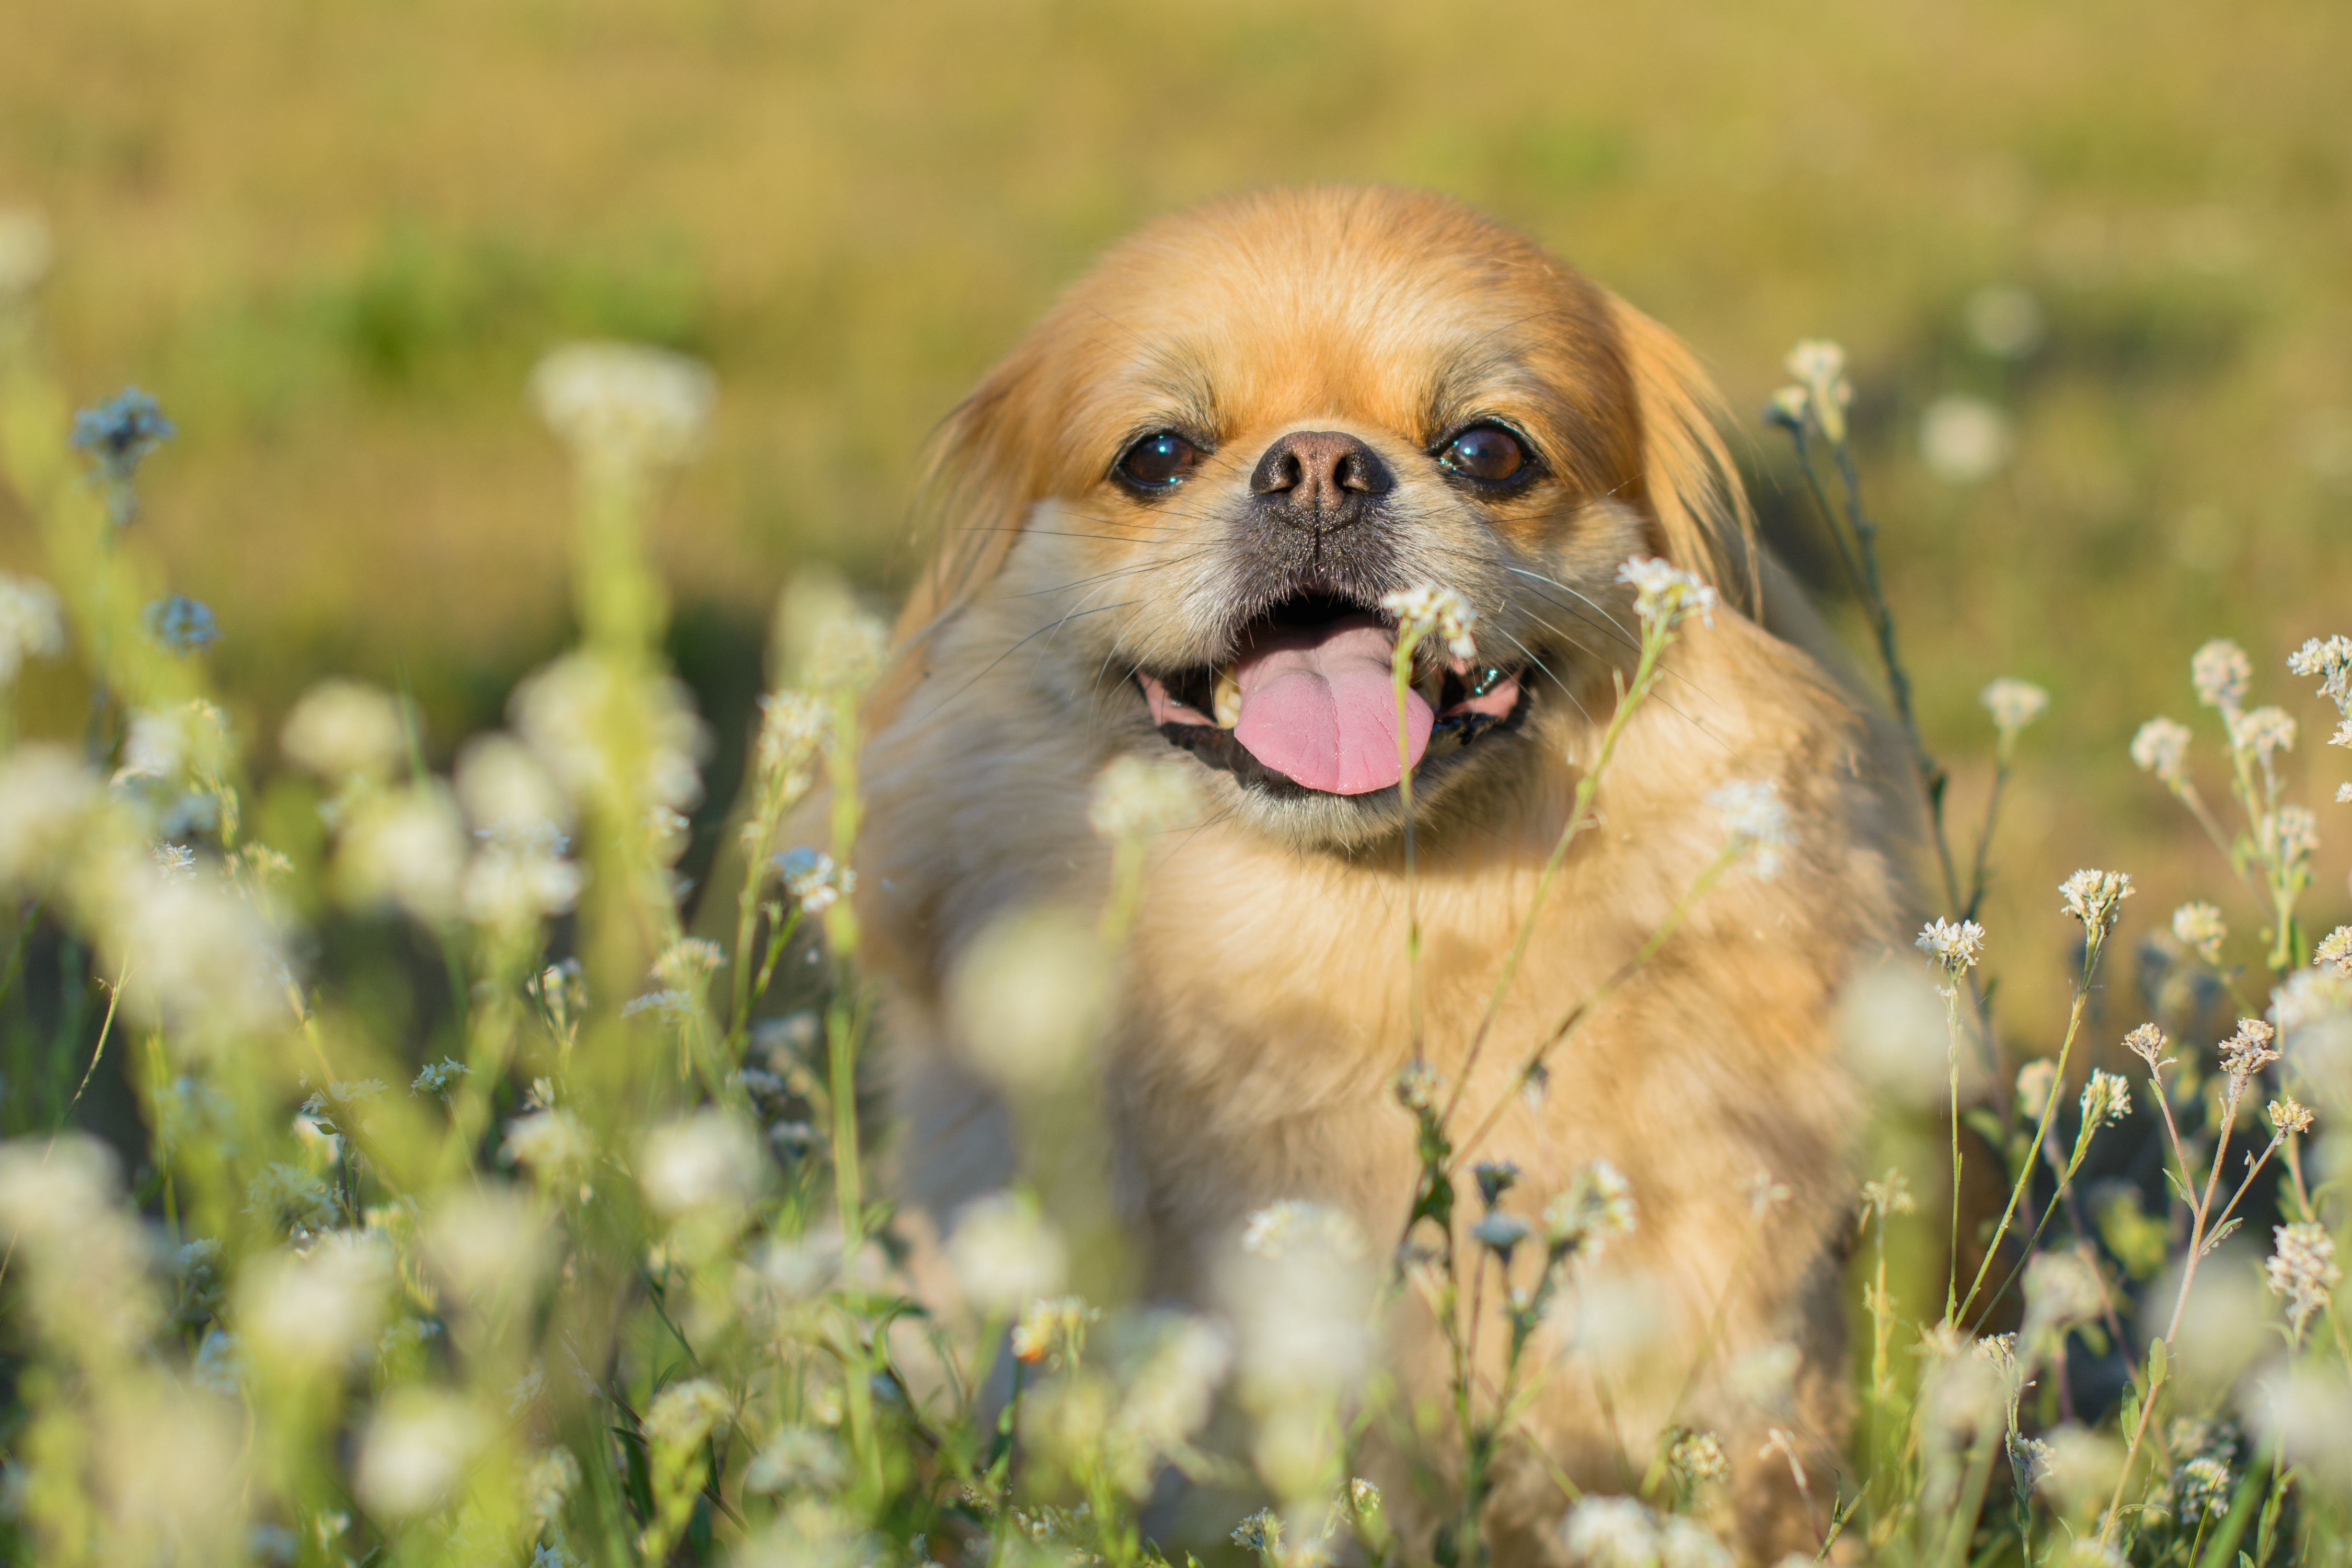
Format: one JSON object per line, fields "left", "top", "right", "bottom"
{"left": 1213, "top": 667, "right": 1242, "bottom": 728}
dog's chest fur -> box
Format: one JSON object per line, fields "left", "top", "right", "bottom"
{"left": 861, "top": 583, "right": 1908, "bottom": 1559}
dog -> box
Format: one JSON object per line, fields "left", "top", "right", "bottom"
{"left": 849, "top": 186, "right": 1918, "bottom": 1562}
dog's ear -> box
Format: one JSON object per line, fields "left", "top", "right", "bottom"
{"left": 866, "top": 338, "right": 1054, "bottom": 723}
{"left": 1607, "top": 294, "right": 1760, "bottom": 609}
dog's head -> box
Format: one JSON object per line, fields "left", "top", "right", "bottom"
{"left": 897, "top": 187, "right": 1751, "bottom": 848}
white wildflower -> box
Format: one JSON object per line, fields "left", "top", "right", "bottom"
{"left": 531, "top": 341, "right": 714, "bottom": 471}
{"left": 2269, "top": 1095, "right": 2315, "bottom": 1136}
{"left": 643, "top": 1378, "right": 733, "bottom": 1451}
{"left": 638, "top": 1109, "right": 767, "bottom": 1218}
{"left": 2173, "top": 902, "right": 2228, "bottom": 964}
{"left": 1668, "top": 1429, "right": 1730, "bottom": 1484}
{"left": 2288, "top": 635, "right": 2352, "bottom": 707}
{"left": 245, "top": 1161, "right": 338, "bottom": 1235}
{"left": 743, "top": 1428, "right": 848, "bottom": 1495}
{"left": 2034, "top": 1424, "right": 2124, "bottom": 1519}
{"left": 1239, "top": 1201, "right": 1367, "bottom": 1262}
{"left": 1543, "top": 1160, "right": 1637, "bottom": 1259}
{"left": 2229, "top": 705, "right": 2297, "bottom": 767}
{"left": 1231, "top": 1508, "right": 1281, "bottom": 1554}
{"left": 775, "top": 846, "right": 855, "bottom": 915}
{"left": 2125, "top": 1023, "right": 2172, "bottom": 1070}
{"left": 454, "top": 732, "right": 572, "bottom": 835}
{"left": 237, "top": 1235, "right": 391, "bottom": 1369}
{"left": 1979, "top": 677, "right": 2048, "bottom": 736}
{"left": 2258, "top": 806, "right": 2318, "bottom": 878}
{"left": 2239, "top": 1365, "right": 2352, "bottom": 1495}
{"left": 111, "top": 867, "right": 293, "bottom": 1045}
{"left": 423, "top": 1186, "right": 548, "bottom": 1305}
{"left": 947, "top": 1192, "right": 1067, "bottom": 1312}
{"left": 1561, "top": 1495, "right": 1660, "bottom": 1568}
{"left": 0, "top": 1136, "right": 158, "bottom": 1355}
{"left": 522, "top": 1446, "right": 581, "bottom": 1532}
{"left": 1657, "top": 1517, "right": 1733, "bottom": 1568}
{"left": 2192, "top": 638, "right": 2252, "bottom": 714}
{"left": 462, "top": 821, "right": 582, "bottom": 932}
{"left": 653, "top": 936, "right": 726, "bottom": 989}
{"left": 1708, "top": 779, "right": 1792, "bottom": 878}
{"left": 2079, "top": 1068, "right": 2131, "bottom": 1128}
{"left": 2219, "top": 1016, "right": 2280, "bottom": 1091}
{"left": 337, "top": 783, "right": 467, "bottom": 923}
{"left": 354, "top": 1391, "right": 487, "bottom": 1519}
{"left": 2318, "top": 926, "right": 2352, "bottom": 975}
{"left": 753, "top": 688, "right": 828, "bottom": 805}
{"left": 1919, "top": 395, "right": 2013, "bottom": 484}
{"left": 1861, "top": 1169, "right": 1916, "bottom": 1218}
{"left": 1088, "top": 754, "right": 1201, "bottom": 839}
{"left": 510, "top": 654, "right": 708, "bottom": 816}
{"left": 946, "top": 904, "right": 1109, "bottom": 1090}
{"left": 0, "top": 572, "right": 65, "bottom": 685}
{"left": 280, "top": 679, "right": 410, "bottom": 782}
{"left": 1916, "top": 916, "right": 1986, "bottom": 975}
{"left": 2015, "top": 1059, "right": 2059, "bottom": 1121}
{"left": 2266, "top": 1222, "right": 2339, "bottom": 1341}
{"left": 2058, "top": 869, "right": 2134, "bottom": 936}
{"left": 1379, "top": 584, "right": 1479, "bottom": 662}
{"left": 1617, "top": 557, "right": 1717, "bottom": 632}
{"left": 2130, "top": 716, "right": 2193, "bottom": 783}
{"left": 412, "top": 1058, "right": 469, "bottom": 1097}
{"left": 2173, "top": 1455, "right": 2234, "bottom": 1523}
{"left": 501, "top": 1109, "right": 591, "bottom": 1176}
{"left": 1010, "top": 1295, "right": 1101, "bottom": 1366}
{"left": 1783, "top": 339, "right": 1853, "bottom": 442}
{"left": 0, "top": 745, "right": 104, "bottom": 893}
{"left": 2022, "top": 1250, "right": 2106, "bottom": 1343}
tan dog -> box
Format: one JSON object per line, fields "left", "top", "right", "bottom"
{"left": 852, "top": 187, "right": 1916, "bottom": 1561}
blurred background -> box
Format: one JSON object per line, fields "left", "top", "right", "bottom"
{"left": 3, "top": 0, "right": 2347, "bottom": 1029}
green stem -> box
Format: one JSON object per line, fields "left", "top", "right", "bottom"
{"left": 1954, "top": 971, "right": 2092, "bottom": 1323}
{"left": 1440, "top": 629, "right": 1669, "bottom": 1131}
{"left": 1449, "top": 849, "right": 1736, "bottom": 1173}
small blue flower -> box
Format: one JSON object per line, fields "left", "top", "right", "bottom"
{"left": 72, "top": 387, "right": 175, "bottom": 521}
{"left": 73, "top": 387, "right": 175, "bottom": 474}
{"left": 143, "top": 594, "right": 221, "bottom": 655}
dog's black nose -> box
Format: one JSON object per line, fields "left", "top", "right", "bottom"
{"left": 1249, "top": 431, "right": 1393, "bottom": 530}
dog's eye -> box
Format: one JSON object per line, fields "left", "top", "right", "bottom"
{"left": 1437, "top": 424, "right": 1530, "bottom": 486}
{"left": 1116, "top": 431, "right": 1205, "bottom": 491}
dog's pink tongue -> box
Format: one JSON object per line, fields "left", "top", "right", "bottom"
{"left": 1232, "top": 616, "right": 1433, "bottom": 794}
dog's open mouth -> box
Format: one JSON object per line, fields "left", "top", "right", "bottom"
{"left": 1135, "top": 591, "right": 1527, "bottom": 797}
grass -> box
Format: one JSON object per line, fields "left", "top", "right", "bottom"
{"left": 4, "top": 3, "right": 2350, "bottom": 1022}
{"left": 4, "top": 5, "right": 2352, "bottom": 1562}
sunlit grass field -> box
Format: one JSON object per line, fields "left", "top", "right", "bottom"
{"left": 6, "top": 5, "right": 2352, "bottom": 1564}
{"left": 5, "top": 0, "right": 2349, "bottom": 1023}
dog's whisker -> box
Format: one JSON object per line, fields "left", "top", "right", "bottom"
{"left": 1504, "top": 566, "right": 1638, "bottom": 648}
{"left": 1492, "top": 627, "right": 1591, "bottom": 725}
{"left": 995, "top": 550, "right": 1217, "bottom": 602}
{"left": 912, "top": 599, "right": 1145, "bottom": 720}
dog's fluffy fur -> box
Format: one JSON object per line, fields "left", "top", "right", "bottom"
{"left": 852, "top": 187, "right": 1917, "bottom": 1561}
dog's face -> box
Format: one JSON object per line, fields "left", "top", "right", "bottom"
{"left": 914, "top": 188, "right": 1738, "bottom": 848}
